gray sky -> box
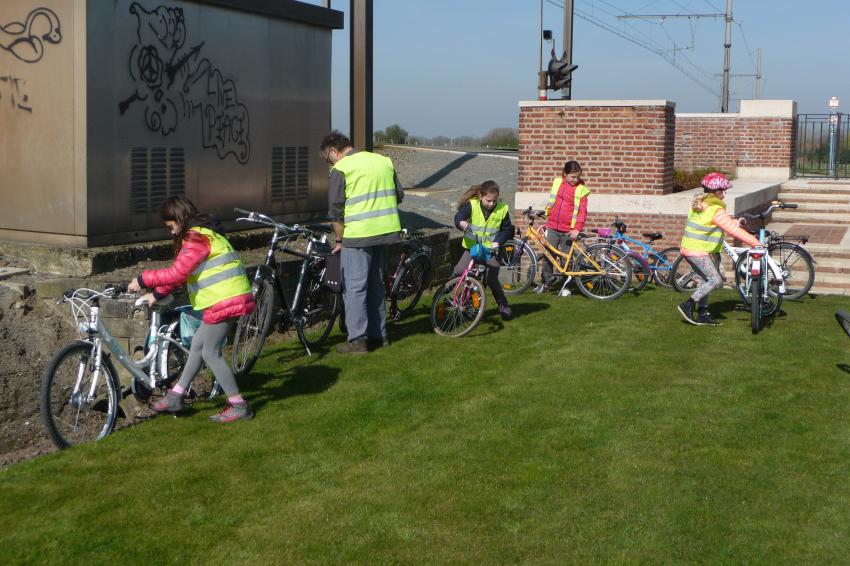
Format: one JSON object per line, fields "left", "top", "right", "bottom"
{"left": 316, "top": 0, "right": 850, "bottom": 138}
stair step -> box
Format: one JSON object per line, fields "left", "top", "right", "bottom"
{"left": 782, "top": 182, "right": 850, "bottom": 194}
{"left": 815, "top": 258, "right": 850, "bottom": 274}
{"left": 771, "top": 211, "right": 850, "bottom": 224}
{"left": 791, "top": 203, "right": 850, "bottom": 213}
{"left": 778, "top": 192, "right": 850, "bottom": 204}
{"left": 808, "top": 284, "right": 849, "bottom": 296}
{"left": 795, "top": 243, "right": 850, "bottom": 259}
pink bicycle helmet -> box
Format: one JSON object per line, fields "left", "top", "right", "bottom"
{"left": 701, "top": 172, "right": 732, "bottom": 191}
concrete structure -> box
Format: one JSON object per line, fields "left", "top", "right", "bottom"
{"left": 0, "top": 0, "right": 343, "bottom": 247}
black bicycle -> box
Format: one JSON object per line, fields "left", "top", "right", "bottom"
{"left": 230, "top": 209, "right": 341, "bottom": 376}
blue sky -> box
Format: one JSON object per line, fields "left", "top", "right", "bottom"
{"left": 308, "top": 0, "right": 849, "bottom": 138}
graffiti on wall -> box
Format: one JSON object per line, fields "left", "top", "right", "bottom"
{"left": 0, "top": 7, "right": 62, "bottom": 64}
{"left": 118, "top": 2, "right": 251, "bottom": 164}
{"left": 0, "top": 74, "right": 32, "bottom": 113}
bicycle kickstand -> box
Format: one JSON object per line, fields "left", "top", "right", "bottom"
{"left": 558, "top": 276, "right": 572, "bottom": 297}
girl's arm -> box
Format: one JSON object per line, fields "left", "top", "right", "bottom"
{"left": 454, "top": 202, "right": 472, "bottom": 231}
{"left": 140, "top": 231, "right": 211, "bottom": 291}
{"left": 712, "top": 209, "right": 760, "bottom": 247}
{"left": 493, "top": 211, "right": 515, "bottom": 246}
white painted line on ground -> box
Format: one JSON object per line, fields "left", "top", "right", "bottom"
{"left": 384, "top": 145, "right": 518, "bottom": 161}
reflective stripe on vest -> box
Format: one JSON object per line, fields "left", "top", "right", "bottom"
{"left": 186, "top": 227, "right": 252, "bottom": 310}
{"left": 680, "top": 205, "right": 724, "bottom": 253}
{"left": 462, "top": 198, "right": 509, "bottom": 249}
{"left": 547, "top": 177, "right": 590, "bottom": 228}
{"left": 333, "top": 151, "right": 401, "bottom": 239}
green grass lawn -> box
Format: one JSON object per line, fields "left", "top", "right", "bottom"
{"left": 3, "top": 287, "right": 850, "bottom": 563}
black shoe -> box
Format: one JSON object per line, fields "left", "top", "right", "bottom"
{"left": 677, "top": 299, "right": 697, "bottom": 325}
{"left": 367, "top": 336, "right": 390, "bottom": 350}
{"left": 696, "top": 311, "right": 721, "bottom": 326}
{"left": 336, "top": 337, "right": 368, "bottom": 354}
{"left": 499, "top": 304, "right": 512, "bottom": 321}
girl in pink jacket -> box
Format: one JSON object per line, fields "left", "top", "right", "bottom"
{"left": 128, "top": 196, "right": 256, "bottom": 423}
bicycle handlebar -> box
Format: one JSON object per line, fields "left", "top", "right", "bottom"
{"left": 737, "top": 201, "right": 797, "bottom": 222}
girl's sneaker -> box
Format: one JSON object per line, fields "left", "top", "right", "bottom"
{"left": 210, "top": 403, "right": 254, "bottom": 423}
{"left": 151, "top": 393, "right": 184, "bottom": 413}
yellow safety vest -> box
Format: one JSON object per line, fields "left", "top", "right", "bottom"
{"left": 333, "top": 151, "right": 401, "bottom": 239}
{"left": 186, "top": 227, "right": 251, "bottom": 310}
{"left": 463, "top": 198, "right": 509, "bottom": 249}
{"left": 680, "top": 203, "right": 725, "bottom": 253}
{"left": 546, "top": 177, "right": 590, "bottom": 229}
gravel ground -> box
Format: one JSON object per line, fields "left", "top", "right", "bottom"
{"left": 378, "top": 146, "right": 518, "bottom": 230}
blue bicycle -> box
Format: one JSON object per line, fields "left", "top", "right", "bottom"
{"left": 593, "top": 218, "right": 680, "bottom": 289}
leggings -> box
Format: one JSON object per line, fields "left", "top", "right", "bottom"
{"left": 688, "top": 253, "right": 722, "bottom": 307}
{"left": 177, "top": 320, "right": 241, "bottom": 397}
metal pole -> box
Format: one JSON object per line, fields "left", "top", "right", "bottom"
{"left": 754, "top": 48, "right": 762, "bottom": 99}
{"left": 721, "top": 0, "right": 732, "bottom": 112}
{"left": 539, "top": 0, "right": 543, "bottom": 74}
{"left": 350, "top": 0, "right": 373, "bottom": 151}
{"left": 829, "top": 112, "right": 838, "bottom": 178}
{"left": 563, "top": 0, "right": 574, "bottom": 99}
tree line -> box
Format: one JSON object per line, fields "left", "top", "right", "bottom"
{"left": 373, "top": 124, "right": 518, "bottom": 150}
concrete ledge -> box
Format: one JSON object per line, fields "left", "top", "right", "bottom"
{"left": 737, "top": 166, "right": 791, "bottom": 180}
{"left": 739, "top": 99, "right": 796, "bottom": 118}
{"left": 519, "top": 99, "right": 675, "bottom": 109}
{"left": 515, "top": 179, "right": 784, "bottom": 216}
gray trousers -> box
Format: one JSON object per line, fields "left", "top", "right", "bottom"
{"left": 688, "top": 253, "right": 723, "bottom": 308}
{"left": 177, "top": 320, "right": 240, "bottom": 397}
{"left": 341, "top": 245, "right": 387, "bottom": 342}
{"left": 540, "top": 227, "right": 573, "bottom": 283}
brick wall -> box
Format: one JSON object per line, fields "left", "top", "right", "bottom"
{"left": 518, "top": 101, "right": 676, "bottom": 195}
{"left": 674, "top": 102, "right": 797, "bottom": 177}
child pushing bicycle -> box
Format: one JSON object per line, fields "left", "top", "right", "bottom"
{"left": 453, "top": 181, "right": 515, "bottom": 321}
{"left": 677, "top": 172, "right": 760, "bottom": 326}
{"left": 128, "top": 196, "right": 257, "bottom": 423}
{"left": 536, "top": 160, "right": 590, "bottom": 294}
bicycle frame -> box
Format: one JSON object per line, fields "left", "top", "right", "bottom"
{"left": 63, "top": 290, "right": 189, "bottom": 405}
{"left": 520, "top": 223, "right": 607, "bottom": 277}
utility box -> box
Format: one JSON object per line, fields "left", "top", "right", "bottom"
{"left": 0, "top": 0, "right": 343, "bottom": 246}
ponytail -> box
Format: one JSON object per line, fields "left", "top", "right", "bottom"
{"left": 457, "top": 180, "right": 500, "bottom": 210}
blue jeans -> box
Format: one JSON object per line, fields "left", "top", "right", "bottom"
{"left": 340, "top": 245, "right": 387, "bottom": 342}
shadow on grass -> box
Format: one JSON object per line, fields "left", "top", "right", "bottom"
{"left": 245, "top": 364, "right": 340, "bottom": 412}
{"left": 837, "top": 363, "right": 850, "bottom": 374}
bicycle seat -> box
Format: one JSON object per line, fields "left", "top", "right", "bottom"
{"left": 642, "top": 232, "right": 663, "bottom": 241}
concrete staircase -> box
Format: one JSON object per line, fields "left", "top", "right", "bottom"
{"left": 770, "top": 179, "right": 850, "bottom": 295}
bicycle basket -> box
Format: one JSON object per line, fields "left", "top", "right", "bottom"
{"left": 179, "top": 309, "right": 203, "bottom": 348}
{"left": 470, "top": 243, "right": 492, "bottom": 262}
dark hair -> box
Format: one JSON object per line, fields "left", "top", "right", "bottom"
{"left": 159, "top": 196, "right": 218, "bottom": 255}
{"left": 320, "top": 130, "right": 352, "bottom": 153}
{"left": 458, "top": 180, "right": 500, "bottom": 209}
{"left": 562, "top": 160, "right": 583, "bottom": 176}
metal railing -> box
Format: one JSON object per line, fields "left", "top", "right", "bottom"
{"left": 796, "top": 113, "right": 850, "bottom": 178}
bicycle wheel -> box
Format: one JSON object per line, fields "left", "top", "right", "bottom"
{"left": 649, "top": 247, "right": 680, "bottom": 288}
{"left": 430, "top": 275, "right": 486, "bottom": 337}
{"left": 498, "top": 239, "right": 537, "bottom": 295}
{"left": 733, "top": 253, "right": 782, "bottom": 316}
{"left": 390, "top": 256, "right": 430, "bottom": 318}
{"left": 750, "top": 272, "right": 762, "bottom": 334}
{"left": 836, "top": 310, "right": 850, "bottom": 340}
{"left": 627, "top": 252, "right": 651, "bottom": 292}
{"left": 40, "top": 341, "right": 120, "bottom": 449}
{"left": 670, "top": 254, "right": 704, "bottom": 293}
{"left": 296, "top": 278, "right": 339, "bottom": 349}
{"left": 231, "top": 276, "right": 274, "bottom": 377}
{"left": 574, "top": 243, "right": 633, "bottom": 300}
{"left": 769, "top": 242, "right": 815, "bottom": 300}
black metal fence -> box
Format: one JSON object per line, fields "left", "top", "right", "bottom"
{"left": 796, "top": 113, "right": 850, "bottom": 177}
